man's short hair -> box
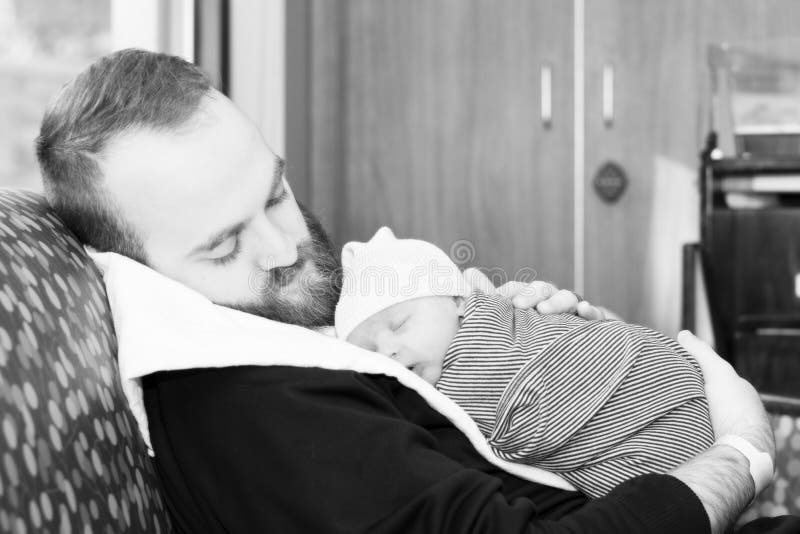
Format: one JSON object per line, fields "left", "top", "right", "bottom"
{"left": 36, "top": 48, "right": 212, "bottom": 263}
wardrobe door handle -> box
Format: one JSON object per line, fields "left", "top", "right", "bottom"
{"left": 602, "top": 64, "right": 614, "bottom": 127}
{"left": 541, "top": 64, "right": 552, "bottom": 128}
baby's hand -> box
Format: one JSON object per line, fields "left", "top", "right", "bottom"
{"left": 462, "top": 268, "right": 614, "bottom": 320}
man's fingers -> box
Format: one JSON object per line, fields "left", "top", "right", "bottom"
{"left": 496, "top": 281, "right": 529, "bottom": 299}
{"left": 508, "top": 281, "right": 557, "bottom": 309}
{"left": 576, "top": 301, "right": 605, "bottom": 320}
{"left": 462, "top": 268, "right": 497, "bottom": 294}
{"left": 536, "top": 289, "right": 579, "bottom": 314}
{"left": 677, "top": 330, "right": 737, "bottom": 378}
{"left": 678, "top": 331, "right": 775, "bottom": 458}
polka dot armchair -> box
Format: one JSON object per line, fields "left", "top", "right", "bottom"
{"left": 0, "top": 189, "right": 172, "bottom": 533}
{"left": 741, "top": 396, "right": 800, "bottom": 521}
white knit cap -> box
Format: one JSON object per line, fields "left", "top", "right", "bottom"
{"left": 335, "top": 227, "right": 471, "bottom": 341}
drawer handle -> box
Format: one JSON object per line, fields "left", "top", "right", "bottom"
{"left": 602, "top": 64, "right": 614, "bottom": 127}
{"left": 541, "top": 64, "right": 552, "bottom": 129}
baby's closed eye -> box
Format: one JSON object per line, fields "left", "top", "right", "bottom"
{"left": 391, "top": 315, "right": 409, "bottom": 331}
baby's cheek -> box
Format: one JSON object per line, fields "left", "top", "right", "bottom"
{"left": 350, "top": 339, "right": 370, "bottom": 350}
{"left": 344, "top": 328, "right": 374, "bottom": 351}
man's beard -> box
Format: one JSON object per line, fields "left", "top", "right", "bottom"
{"left": 226, "top": 204, "right": 342, "bottom": 328}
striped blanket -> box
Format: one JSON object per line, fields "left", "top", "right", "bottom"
{"left": 437, "top": 290, "right": 714, "bottom": 498}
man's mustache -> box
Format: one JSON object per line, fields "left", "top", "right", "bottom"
{"left": 270, "top": 261, "right": 304, "bottom": 286}
{"left": 257, "top": 239, "right": 315, "bottom": 289}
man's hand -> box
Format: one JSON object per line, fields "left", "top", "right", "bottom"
{"left": 677, "top": 330, "right": 775, "bottom": 459}
{"left": 670, "top": 330, "right": 775, "bottom": 534}
{"left": 462, "top": 268, "right": 613, "bottom": 320}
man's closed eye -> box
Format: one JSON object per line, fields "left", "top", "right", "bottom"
{"left": 210, "top": 235, "right": 242, "bottom": 266}
{"left": 266, "top": 183, "right": 289, "bottom": 208}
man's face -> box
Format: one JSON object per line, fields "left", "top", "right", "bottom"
{"left": 101, "top": 91, "right": 341, "bottom": 326}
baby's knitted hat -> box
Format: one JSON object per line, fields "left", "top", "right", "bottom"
{"left": 335, "top": 227, "right": 471, "bottom": 341}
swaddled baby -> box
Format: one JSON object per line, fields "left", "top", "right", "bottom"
{"left": 335, "top": 227, "right": 714, "bottom": 498}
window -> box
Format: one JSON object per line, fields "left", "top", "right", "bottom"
{"left": 0, "top": 0, "right": 193, "bottom": 190}
{"left": 0, "top": 0, "right": 110, "bottom": 189}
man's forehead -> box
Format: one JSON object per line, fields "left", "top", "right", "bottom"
{"left": 100, "top": 95, "right": 274, "bottom": 250}
{"left": 104, "top": 97, "right": 257, "bottom": 181}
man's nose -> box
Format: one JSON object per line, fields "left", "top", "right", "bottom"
{"left": 251, "top": 214, "right": 298, "bottom": 269}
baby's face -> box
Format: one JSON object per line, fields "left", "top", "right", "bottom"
{"left": 346, "top": 296, "right": 462, "bottom": 385}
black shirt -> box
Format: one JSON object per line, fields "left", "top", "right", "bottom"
{"left": 143, "top": 365, "right": 710, "bottom": 533}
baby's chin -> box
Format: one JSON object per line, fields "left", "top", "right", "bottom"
{"left": 419, "top": 366, "right": 443, "bottom": 386}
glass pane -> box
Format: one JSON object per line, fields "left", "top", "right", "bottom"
{"left": 0, "top": 0, "right": 111, "bottom": 190}
{"left": 709, "top": 38, "right": 800, "bottom": 158}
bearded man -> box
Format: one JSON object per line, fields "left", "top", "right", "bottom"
{"left": 35, "top": 49, "right": 792, "bottom": 534}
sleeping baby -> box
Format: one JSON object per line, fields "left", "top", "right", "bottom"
{"left": 334, "top": 227, "right": 714, "bottom": 498}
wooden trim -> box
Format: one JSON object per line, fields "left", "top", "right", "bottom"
{"left": 762, "top": 393, "right": 800, "bottom": 416}
{"left": 682, "top": 243, "right": 699, "bottom": 332}
{"left": 285, "top": 0, "right": 310, "bottom": 205}
{"left": 306, "top": 1, "right": 349, "bottom": 239}
{"left": 573, "top": 0, "right": 585, "bottom": 295}
{"left": 195, "top": 0, "right": 230, "bottom": 95}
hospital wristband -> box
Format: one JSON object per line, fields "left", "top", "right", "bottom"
{"left": 714, "top": 434, "right": 775, "bottom": 496}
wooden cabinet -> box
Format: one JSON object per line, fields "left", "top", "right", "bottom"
{"left": 305, "top": 0, "right": 575, "bottom": 290}
{"left": 583, "top": 0, "right": 704, "bottom": 332}
{"left": 292, "top": 0, "right": 800, "bottom": 335}
{"left": 699, "top": 154, "right": 800, "bottom": 395}
{"left": 583, "top": 0, "right": 800, "bottom": 333}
